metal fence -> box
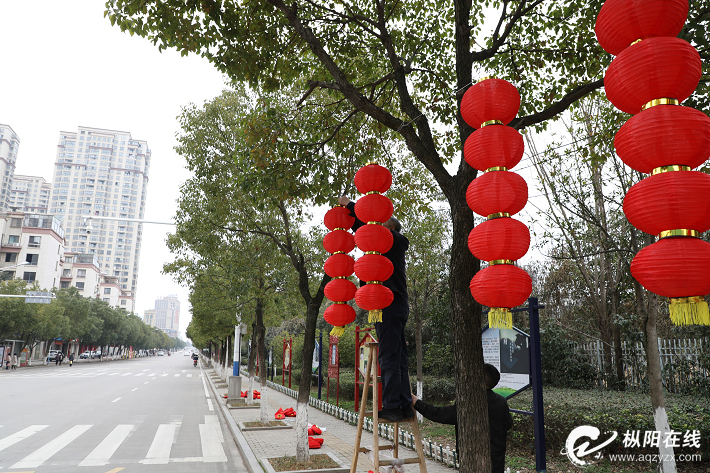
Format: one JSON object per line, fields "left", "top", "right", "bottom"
{"left": 575, "top": 338, "right": 709, "bottom": 392}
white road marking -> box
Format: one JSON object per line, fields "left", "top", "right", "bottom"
{"left": 199, "top": 423, "right": 227, "bottom": 462}
{"left": 108, "top": 372, "right": 119, "bottom": 376}
{"left": 186, "top": 374, "right": 192, "bottom": 378}
{"left": 205, "top": 415, "right": 223, "bottom": 441}
{"left": 131, "top": 388, "right": 138, "bottom": 392}
{"left": 142, "top": 369, "right": 149, "bottom": 372}
{"left": 173, "top": 374, "right": 180, "bottom": 377}
{"left": 144, "top": 381, "right": 149, "bottom": 384}
{"left": 0, "top": 425, "right": 48, "bottom": 452}
{"left": 121, "top": 373, "right": 132, "bottom": 376}
{"left": 135, "top": 373, "right": 144, "bottom": 377}
{"left": 160, "top": 374, "right": 168, "bottom": 377}
{"left": 206, "top": 399, "right": 214, "bottom": 411}
{"left": 11, "top": 424, "right": 92, "bottom": 468}
{"left": 148, "top": 373, "right": 156, "bottom": 377}
{"left": 78, "top": 424, "right": 133, "bottom": 466}
{"left": 111, "top": 397, "right": 122, "bottom": 403}
{"left": 201, "top": 377, "right": 210, "bottom": 398}
{"left": 143, "top": 424, "right": 177, "bottom": 464}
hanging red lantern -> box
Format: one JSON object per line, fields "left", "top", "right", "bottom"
{"left": 354, "top": 284, "right": 394, "bottom": 312}
{"left": 623, "top": 170, "right": 710, "bottom": 235}
{"left": 324, "top": 278, "right": 358, "bottom": 301}
{"left": 464, "top": 125, "right": 525, "bottom": 171}
{"left": 614, "top": 105, "right": 710, "bottom": 173}
{"left": 468, "top": 217, "right": 530, "bottom": 262}
{"left": 324, "top": 304, "right": 357, "bottom": 330}
{"left": 354, "top": 224, "right": 394, "bottom": 254}
{"left": 466, "top": 171, "right": 528, "bottom": 217}
{"left": 354, "top": 254, "right": 394, "bottom": 283}
{"left": 460, "top": 78, "right": 520, "bottom": 128}
{"left": 470, "top": 264, "right": 532, "bottom": 328}
{"left": 354, "top": 193, "right": 394, "bottom": 223}
{"left": 354, "top": 163, "right": 392, "bottom": 194}
{"left": 323, "top": 230, "right": 355, "bottom": 254}
{"left": 604, "top": 37, "right": 702, "bottom": 115}
{"left": 595, "top": 0, "right": 689, "bottom": 56}
{"left": 631, "top": 237, "right": 710, "bottom": 325}
{"left": 324, "top": 253, "right": 355, "bottom": 278}
{"left": 324, "top": 206, "right": 356, "bottom": 231}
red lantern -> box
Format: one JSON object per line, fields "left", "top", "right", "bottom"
{"left": 323, "top": 230, "right": 355, "bottom": 254}
{"left": 460, "top": 79, "right": 520, "bottom": 129}
{"left": 604, "top": 37, "right": 702, "bottom": 115}
{"left": 324, "top": 206, "right": 355, "bottom": 231}
{"left": 354, "top": 284, "right": 394, "bottom": 312}
{"left": 468, "top": 217, "right": 530, "bottom": 262}
{"left": 324, "top": 304, "right": 357, "bottom": 329}
{"left": 595, "top": 0, "right": 689, "bottom": 56}
{"left": 355, "top": 193, "right": 394, "bottom": 223}
{"left": 324, "top": 278, "right": 357, "bottom": 301}
{"left": 614, "top": 105, "right": 710, "bottom": 173}
{"left": 470, "top": 264, "right": 532, "bottom": 308}
{"left": 623, "top": 171, "right": 710, "bottom": 235}
{"left": 464, "top": 125, "right": 524, "bottom": 171}
{"left": 467, "top": 171, "right": 528, "bottom": 217}
{"left": 354, "top": 254, "right": 394, "bottom": 283}
{"left": 355, "top": 163, "right": 392, "bottom": 194}
{"left": 324, "top": 253, "right": 355, "bottom": 278}
{"left": 354, "top": 224, "right": 393, "bottom": 254}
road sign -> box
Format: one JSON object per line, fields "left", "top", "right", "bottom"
{"left": 25, "top": 291, "right": 53, "bottom": 304}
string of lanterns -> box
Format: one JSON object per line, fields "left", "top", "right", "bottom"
{"left": 322, "top": 206, "right": 357, "bottom": 337}
{"left": 596, "top": 0, "right": 710, "bottom": 325}
{"left": 460, "top": 78, "right": 532, "bottom": 329}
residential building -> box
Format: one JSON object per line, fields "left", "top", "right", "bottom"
{"left": 9, "top": 175, "right": 52, "bottom": 214}
{"left": 143, "top": 309, "right": 156, "bottom": 326}
{"left": 0, "top": 212, "right": 64, "bottom": 289}
{"left": 153, "top": 294, "right": 180, "bottom": 338}
{"left": 0, "top": 124, "right": 19, "bottom": 211}
{"left": 48, "top": 126, "right": 151, "bottom": 307}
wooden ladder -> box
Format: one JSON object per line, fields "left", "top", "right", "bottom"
{"left": 350, "top": 341, "right": 427, "bottom": 473}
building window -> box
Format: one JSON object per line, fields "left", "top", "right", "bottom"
{"left": 10, "top": 218, "right": 21, "bottom": 227}
{"left": 28, "top": 236, "right": 41, "bottom": 247}
{"left": 103, "top": 298, "right": 110, "bottom": 303}
{"left": 104, "top": 288, "right": 111, "bottom": 294}
{"left": 76, "top": 269, "right": 86, "bottom": 278}
{"left": 4, "top": 253, "right": 16, "bottom": 263}
{"left": 62, "top": 269, "right": 71, "bottom": 277}
{"left": 60, "top": 281, "right": 70, "bottom": 288}
{"left": 121, "top": 300, "right": 127, "bottom": 305}
{"left": 25, "top": 254, "right": 39, "bottom": 266}
{"left": 7, "top": 235, "right": 19, "bottom": 244}
{"left": 22, "top": 272, "right": 36, "bottom": 282}
{"left": 75, "top": 282, "right": 85, "bottom": 289}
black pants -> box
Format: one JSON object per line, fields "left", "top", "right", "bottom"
{"left": 375, "top": 294, "right": 411, "bottom": 410}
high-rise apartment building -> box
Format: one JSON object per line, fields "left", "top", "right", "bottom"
{"left": 154, "top": 295, "right": 180, "bottom": 338}
{"left": 9, "top": 175, "right": 51, "bottom": 214}
{"left": 0, "top": 124, "right": 19, "bottom": 211}
{"left": 48, "top": 126, "right": 151, "bottom": 304}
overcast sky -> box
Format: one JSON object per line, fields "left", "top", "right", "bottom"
{"left": 1, "top": 1, "right": 228, "bottom": 338}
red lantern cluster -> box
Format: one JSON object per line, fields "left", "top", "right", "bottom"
{"left": 322, "top": 206, "right": 357, "bottom": 337}
{"left": 596, "top": 0, "right": 710, "bottom": 325}
{"left": 460, "top": 78, "right": 532, "bottom": 329}
{"left": 353, "top": 163, "right": 395, "bottom": 323}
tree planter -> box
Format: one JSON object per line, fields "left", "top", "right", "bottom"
{"left": 260, "top": 453, "right": 348, "bottom": 473}
{"left": 238, "top": 421, "right": 293, "bottom": 431}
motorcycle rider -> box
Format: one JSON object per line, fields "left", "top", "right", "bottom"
{"left": 192, "top": 352, "right": 199, "bottom": 367}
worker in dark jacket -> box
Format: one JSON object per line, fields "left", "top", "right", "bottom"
{"left": 339, "top": 195, "right": 412, "bottom": 422}
{"left": 411, "top": 363, "right": 513, "bottom": 473}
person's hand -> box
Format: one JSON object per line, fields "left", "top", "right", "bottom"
{"left": 411, "top": 394, "right": 418, "bottom": 405}
{"left": 338, "top": 196, "right": 351, "bottom": 207}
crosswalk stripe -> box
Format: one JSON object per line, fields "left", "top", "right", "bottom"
{"left": 148, "top": 373, "right": 156, "bottom": 377}
{"left": 143, "top": 424, "right": 177, "bottom": 465}
{"left": 108, "top": 372, "right": 119, "bottom": 376}
{"left": 121, "top": 373, "right": 132, "bottom": 376}
{"left": 187, "top": 374, "right": 192, "bottom": 378}
{"left": 0, "top": 425, "right": 48, "bottom": 452}
{"left": 207, "top": 399, "right": 214, "bottom": 411}
{"left": 78, "top": 424, "right": 133, "bottom": 466}
{"left": 160, "top": 374, "right": 168, "bottom": 377}
{"left": 174, "top": 374, "right": 180, "bottom": 377}
{"left": 11, "top": 424, "right": 92, "bottom": 469}
{"left": 199, "top": 423, "right": 227, "bottom": 462}
{"left": 135, "top": 373, "right": 145, "bottom": 377}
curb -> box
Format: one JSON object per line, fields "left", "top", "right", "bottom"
{"left": 260, "top": 452, "right": 348, "bottom": 473}
{"left": 204, "top": 367, "right": 264, "bottom": 473}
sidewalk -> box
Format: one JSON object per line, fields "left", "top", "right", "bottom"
{"left": 0, "top": 355, "right": 143, "bottom": 373}
{"left": 205, "top": 369, "right": 457, "bottom": 473}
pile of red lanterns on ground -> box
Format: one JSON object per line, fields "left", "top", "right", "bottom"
{"left": 274, "top": 407, "right": 297, "bottom": 419}
{"left": 460, "top": 78, "right": 532, "bottom": 329}
{"left": 240, "top": 390, "right": 261, "bottom": 399}
{"left": 308, "top": 423, "right": 324, "bottom": 449}
{"left": 596, "top": 0, "right": 710, "bottom": 325}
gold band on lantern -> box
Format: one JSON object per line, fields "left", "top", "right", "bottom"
{"left": 487, "top": 212, "right": 511, "bottom": 220}
{"left": 366, "top": 281, "right": 382, "bottom": 285}
{"left": 477, "top": 76, "right": 493, "bottom": 83}
{"left": 480, "top": 120, "right": 503, "bottom": 128}
{"left": 641, "top": 98, "right": 679, "bottom": 111}
{"left": 332, "top": 251, "right": 345, "bottom": 255}
{"left": 367, "top": 221, "right": 383, "bottom": 225}
{"left": 333, "top": 227, "right": 346, "bottom": 231}
{"left": 333, "top": 276, "right": 347, "bottom": 280}
{"left": 651, "top": 165, "right": 691, "bottom": 175}
{"left": 333, "top": 301, "right": 347, "bottom": 305}
{"left": 365, "top": 161, "right": 379, "bottom": 166}
{"left": 364, "top": 251, "right": 382, "bottom": 255}
{"left": 629, "top": 39, "right": 642, "bottom": 47}
{"left": 486, "top": 166, "right": 508, "bottom": 172}
{"left": 658, "top": 229, "right": 699, "bottom": 239}
{"left": 365, "top": 191, "right": 381, "bottom": 195}
{"left": 489, "top": 259, "right": 514, "bottom": 265}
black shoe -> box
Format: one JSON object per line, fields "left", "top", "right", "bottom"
{"left": 402, "top": 405, "right": 416, "bottom": 419}
{"left": 378, "top": 407, "right": 403, "bottom": 422}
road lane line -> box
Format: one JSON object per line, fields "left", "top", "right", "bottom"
{"left": 143, "top": 424, "right": 177, "bottom": 464}
{"left": 78, "top": 424, "right": 133, "bottom": 466}
{"left": 135, "top": 373, "right": 144, "bottom": 377}
{"left": 142, "top": 369, "right": 149, "bottom": 372}
{"left": 0, "top": 425, "right": 48, "bottom": 452}
{"left": 199, "top": 423, "right": 227, "bottom": 462}
{"left": 201, "top": 377, "right": 210, "bottom": 398}
{"left": 144, "top": 381, "right": 149, "bottom": 384}
{"left": 111, "top": 397, "right": 122, "bottom": 403}
{"left": 187, "top": 374, "right": 192, "bottom": 378}
{"left": 11, "top": 425, "right": 92, "bottom": 468}
{"left": 105, "top": 467, "right": 125, "bottom": 473}
{"left": 121, "top": 373, "right": 132, "bottom": 376}
{"left": 173, "top": 374, "right": 180, "bottom": 377}
{"left": 207, "top": 399, "right": 214, "bottom": 411}
{"left": 131, "top": 388, "right": 138, "bottom": 392}
{"left": 108, "top": 373, "right": 119, "bottom": 376}
{"left": 160, "top": 374, "right": 168, "bottom": 377}
{"left": 205, "top": 415, "right": 223, "bottom": 441}
{"left": 148, "top": 373, "right": 156, "bottom": 377}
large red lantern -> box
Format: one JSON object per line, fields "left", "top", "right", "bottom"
{"left": 323, "top": 205, "right": 357, "bottom": 336}
{"left": 324, "top": 304, "right": 357, "bottom": 329}
{"left": 470, "top": 264, "right": 532, "bottom": 328}
{"left": 466, "top": 171, "right": 528, "bottom": 217}
{"left": 354, "top": 224, "right": 393, "bottom": 254}
{"left": 460, "top": 78, "right": 520, "bottom": 128}
{"left": 324, "top": 253, "right": 354, "bottom": 278}
{"left": 323, "top": 230, "right": 355, "bottom": 254}
{"left": 354, "top": 254, "right": 394, "bottom": 282}
{"left": 355, "top": 163, "right": 392, "bottom": 194}
{"left": 324, "top": 278, "right": 358, "bottom": 301}
{"left": 355, "top": 193, "right": 394, "bottom": 223}
{"left": 324, "top": 206, "right": 356, "bottom": 231}
{"left": 354, "top": 284, "right": 394, "bottom": 312}
{"left": 464, "top": 125, "right": 524, "bottom": 171}
{"left": 468, "top": 217, "right": 530, "bottom": 262}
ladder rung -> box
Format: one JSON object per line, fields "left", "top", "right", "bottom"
{"left": 364, "top": 411, "right": 373, "bottom": 416}
{"left": 376, "top": 416, "right": 416, "bottom": 424}
{"left": 379, "top": 458, "right": 422, "bottom": 466}
{"left": 359, "top": 444, "right": 392, "bottom": 453}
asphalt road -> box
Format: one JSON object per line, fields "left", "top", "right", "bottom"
{"left": 0, "top": 354, "right": 247, "bottom": 473}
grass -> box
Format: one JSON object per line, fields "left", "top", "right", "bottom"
{"left": 243, "top": 420, "right": 287, "bottom": 427}
{"left": 268, "top": 454, "right": 339, "bottom": 471}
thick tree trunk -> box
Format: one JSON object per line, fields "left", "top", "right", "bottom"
{"left": 415, "top": 305, "right": 423, "bottom": 420}
{"left": 247, "top": 325, "right": 256, "bottom": 405}
{"left": 295, "top": 299, "right": 320, "bottom": 462}
{"left": 255, "top": 293, "right": 269, "bottom": 424}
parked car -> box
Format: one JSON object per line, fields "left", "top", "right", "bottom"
{"left": 46, "top": 350, "right": 62, "bottom": 363}
{"left": 157, "top": 350, "right": 164, "bottom": 356}
{"left": 79, "top": 350, "right": 101, "bottom": 359}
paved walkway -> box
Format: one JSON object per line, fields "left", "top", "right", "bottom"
{"left": 206, "top": 371, "right": 456, "bottom": 473}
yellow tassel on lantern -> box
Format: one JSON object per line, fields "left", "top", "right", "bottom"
{"left": 368, "top": 309, "right": 383, "bottom": 324}
{"left": 488, "top": 308, "right": 513, "bottom": 329}
{"left": 669, "top": 297, "right": 710, "bottom": 326}
{"left": 330, "top": 326, "right": 346, "bottom": 337}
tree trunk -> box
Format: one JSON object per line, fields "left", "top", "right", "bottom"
{"left": 415, "top": 304, "right": 423, "bottom": 418}
{"left": 255, "top": 293, "right": 269, "bottom": 425}
{"left": 247, "top": 325, "right": 256, "bottom": 405}
{"left": 295, "top": 297, "right": 320, "bottom": 462}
